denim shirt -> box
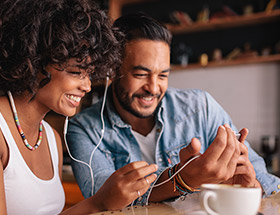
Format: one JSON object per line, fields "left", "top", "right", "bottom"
{"left": 66, "top": 87, "right": 280, "bottom": 204}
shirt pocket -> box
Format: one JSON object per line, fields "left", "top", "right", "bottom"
{"left": 110, "top": 150, "right": 130, "bottom": 170}
{"left": 165, "top": 142, "right": 189, "bottom": 165}
{"left": 164, "top": 136, "right": 203, "bottom": 165}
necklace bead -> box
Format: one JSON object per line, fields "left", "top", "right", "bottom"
{"left": 7, "top": 91, "right": 43, "bottom": 151}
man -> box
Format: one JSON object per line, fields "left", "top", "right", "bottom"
{"left": 67, "top": 13, "right": 280, "bottom": 204}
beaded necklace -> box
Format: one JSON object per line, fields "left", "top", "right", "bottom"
{"left": 7, "top": 91, "right": 43, "bottom": 151}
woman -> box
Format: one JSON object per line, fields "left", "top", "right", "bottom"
{"left": 0, "top": 0, "right": 158, "bottom": 214}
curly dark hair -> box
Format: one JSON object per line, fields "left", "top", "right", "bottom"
{"left": 0, "top": 0, "right": 123, "bottom": 95}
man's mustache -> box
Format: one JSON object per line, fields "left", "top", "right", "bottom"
{"left": 133, "top": 93, "right": 161, "bottom": 99}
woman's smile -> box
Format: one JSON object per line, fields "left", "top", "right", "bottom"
{"left": 66, "top": 94, "right": 82, "bottom": 107}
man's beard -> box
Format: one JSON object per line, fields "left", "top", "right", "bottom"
{"left": 113, "top": 81, "right": 162, "bottom": 119}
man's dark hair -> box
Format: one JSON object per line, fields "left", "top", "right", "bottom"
{"left": 0, "top": 0, "right": 123, "bottom": 95}
{"left": 113, "top": 13, "right": 172, "bottom": 47}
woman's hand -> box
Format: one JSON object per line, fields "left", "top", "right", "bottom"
{"left": 92, "top": 161, "right": 158, "bottom": 211}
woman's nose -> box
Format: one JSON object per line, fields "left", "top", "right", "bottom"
{"left": 80, "top": 76, "right": 91, "bottom": 93}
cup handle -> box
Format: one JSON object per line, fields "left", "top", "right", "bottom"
{"left": 201, "top": 191, "right": 218, "bottom": 215}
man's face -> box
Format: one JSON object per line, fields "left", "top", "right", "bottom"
{"left": 113, "top": 39, "right": 170, "bottom": 119}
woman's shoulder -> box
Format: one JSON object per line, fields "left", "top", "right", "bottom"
{"left": 0, "top": 96, "right": 10, "bottom": 115}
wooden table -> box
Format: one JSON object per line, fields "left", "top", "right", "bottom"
{"left": 91, "top": 192, "right": 280, "bottom": 215}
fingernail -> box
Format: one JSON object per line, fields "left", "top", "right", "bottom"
{"left": 220, "top": 125, "right": 225, "bottom": 130}
{"left": 152, "top": 164, "right": 158, "bottom": 170}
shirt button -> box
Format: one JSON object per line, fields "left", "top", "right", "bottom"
{"left": 271, "top": 191, "right": 276, "bottom": 195}
{"left": 156, "top": 128, "right": 161, "bottom": 133}
{"left": 278, "top": 184, "right": 280, "bottom": 189}
{"left": 158, "top": 158, "right": 162, "bottom": 162}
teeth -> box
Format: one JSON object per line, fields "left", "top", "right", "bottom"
{"left": 142, "top": 97, "right": 153, "bottom": 101}
{"left": 67, "top": 95, "right": 81, "bottom": 102}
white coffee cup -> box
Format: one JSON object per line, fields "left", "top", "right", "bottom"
{"left": 200, "top": 184, "right": 261, "bottom": 215}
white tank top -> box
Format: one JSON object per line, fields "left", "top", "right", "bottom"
{"left": 0, "top": 112, "right": 65, "bottom": 215}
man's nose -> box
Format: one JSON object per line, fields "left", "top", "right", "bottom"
{"left": 144, "top": 76, "right": 159, "bottom": 95}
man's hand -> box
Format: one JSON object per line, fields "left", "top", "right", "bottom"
{"left": 178, "top": 124, "right": 243, "bottom": 188}
{"left": 224, "top": 128, "right": 261, "bottom": 188}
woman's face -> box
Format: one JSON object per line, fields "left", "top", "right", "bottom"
{"left": 36, "top": 59, "right": 92, "bottom": 116}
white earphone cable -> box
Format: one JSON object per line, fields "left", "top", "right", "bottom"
{"left": 63, "top": 76, "right": 109, "bottom": 196}
{"left": 88, "top": 76, "right": 109, "bottom": 194}
{"left": 145, "top": 154, "right": 200, "bottom": 205}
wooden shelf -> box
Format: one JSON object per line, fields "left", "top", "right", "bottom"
{"left": 167, "top": 9, "right": 280, "bottom": 34}
{"left": 108, "top": 1, "right": 280, "bottom": 69}
{"left": 108, "top": 0, "right": 157, "bottom": 20}
{"left": 171, "top": 54, "right": 280, "bottom": 71}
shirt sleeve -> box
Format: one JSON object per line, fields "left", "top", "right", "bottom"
{"left": 247, "top": 144, "right": 280, "bottom": 197}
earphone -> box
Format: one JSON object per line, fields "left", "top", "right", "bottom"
{"left": 63, "top": 76, "right": 110, "bottom": 196}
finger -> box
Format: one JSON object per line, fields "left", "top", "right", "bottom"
{"left": 124, "top": 163, "right": 158, "bottom": 181}
{"left": 136, "top": 175, "right": 158, "bottom": 199}
{"left": 144, "top": 173, "right": 157, "bottom": 185}
{"left": 234, "top": 165, "right": 256, "bottom": 181}
{"left": 137, "top": 186, "right": 151, "bottom": 199}
{"left": 203, "top": 125, "right": 227, "bottom": 161}
{"left": 239, "top": 142, "right": 248, "bottom": 156}
{"left": 116, "top": 161, "right": 150, "bottom": 175}
{"left": 236, "top": 153, "right": 252, "bottom": 168}
{"left": 133, "top": 173, "right": 158, "bottom": 191}
{"left": 218, "top": 124, "right": 239, "bottom": 172}
{"left": 239, "top": 128, "right": 249, "bottom": 143}
{"left": 179, "top": 137, "right": 201, "bottom": 163}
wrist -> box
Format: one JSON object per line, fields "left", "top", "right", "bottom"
{"left": 177, "top": 159, "right": 200, "bottom": 189}
{"left": 89, "top": 193, "right": 107, "bottom": 212}
{"left": 169, "top": 164, "right": 200, "bottom": 196}
{"left": 174, "top": 164, "right": 200, "bottom": 191}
